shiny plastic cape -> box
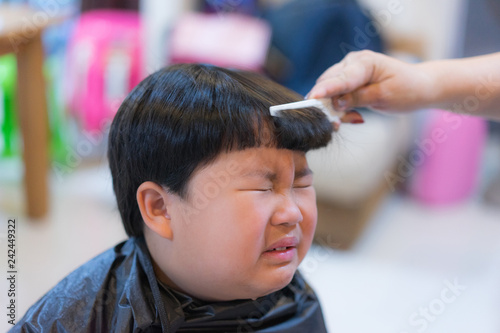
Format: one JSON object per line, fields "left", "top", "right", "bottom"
{"left": 11, "top": 237, "right": 327, "bottom": 332}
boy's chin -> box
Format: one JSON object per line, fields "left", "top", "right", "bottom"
{"left": 189, "top": 267, "right": 298, "bottom": 302}
{"left": 248, "top": 269, "right": 297, "bottom": 300}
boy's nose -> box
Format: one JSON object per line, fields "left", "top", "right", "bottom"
{"left": 270, "top": 193, "right": 303, "bottom": 226}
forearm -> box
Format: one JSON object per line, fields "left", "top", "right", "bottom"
{"left": 421, "top": 52, "right": 500, "bottom": 121}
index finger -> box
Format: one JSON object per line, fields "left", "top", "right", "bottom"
{"left": 309, "top": 50, "right": 385, "bottom": 99}
{"left": 308, "top": 61, "right": 374, "bottom": 99}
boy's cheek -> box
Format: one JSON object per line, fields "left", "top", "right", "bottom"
{"left": 298, "top": 189, "right": 318, "bottom": 225}
{"left": 300, "top": 198, "right": 318, "bottom": 248}
{"left": 302, "top": 216, "right": 317, "bottom": 242}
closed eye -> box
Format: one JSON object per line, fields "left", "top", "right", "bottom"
{"left": 293, "top": 184, "right": 312, "bottom": 189}
{"left": 238, "top": 188, "right": 272, "bottom": 192}
{"left": 253, "top": 188, "right": 272, "bottom": 192}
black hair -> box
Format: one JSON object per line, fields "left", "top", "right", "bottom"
{"left": 108, "top": 64, "right": 333, "bottom": 237}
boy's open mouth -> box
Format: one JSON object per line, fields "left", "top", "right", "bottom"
{"left": 266, "top": 246, "right": 294, "bottom": 252}
{"left": 263, "top": 237, "right": 299, "bottom": 262}
{"left": 264, "top": 237, "right": 299, "bottom": 252}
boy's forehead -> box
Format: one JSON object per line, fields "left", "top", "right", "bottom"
{"left": 214, "top": 148, "right": 310, "bottom": 177}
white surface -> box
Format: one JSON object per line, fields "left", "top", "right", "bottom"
{"left": 308, "top": 112, "right": 413, "bottom": 205}
{"left": 0, "top": 156, "right": 499, "bottom": 332}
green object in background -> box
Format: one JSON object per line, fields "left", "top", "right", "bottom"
{"left": 0, "top": 55, "right": 18, "bottom": 158}
{"left": 0, "top": 53, "right": 70, "bottom": 162}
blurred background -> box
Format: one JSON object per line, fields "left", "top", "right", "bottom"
{"left": 0, "top": 0, "right": 499, "bottom": 332}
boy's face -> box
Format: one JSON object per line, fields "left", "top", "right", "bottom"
{"left": 161, "top": 147, "right": 317, "bottom": 301}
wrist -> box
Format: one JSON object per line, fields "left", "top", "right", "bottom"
{"left": 413, "top": 61, "right": 445, "bottom": 109}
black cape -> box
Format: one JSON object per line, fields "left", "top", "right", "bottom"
{"left": 10, "top": 237, "right": 327, "bottom": 332}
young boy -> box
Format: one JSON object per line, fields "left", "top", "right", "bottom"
{"left": 12, "top": 64, "right": 333, "bottom": 332}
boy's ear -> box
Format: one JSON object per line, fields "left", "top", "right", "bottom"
{"left": 137, "top": 181, "right": 174, "bottom": 240}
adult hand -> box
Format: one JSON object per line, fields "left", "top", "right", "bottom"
{"left": 308, "top": 50, "right": 500, "bottom": 122}
{"left": 308, "top": 50, "right": 435, "bottom": 113}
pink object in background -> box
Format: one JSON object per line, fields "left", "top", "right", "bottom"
{"left": 410, "top": 109, "right": 487, "bottom": 206}
{"left": 66, "top": 10, "right": 143, "bottom": 132}
{"left": 169, "top": 13, "right": 271, "bottom": 71}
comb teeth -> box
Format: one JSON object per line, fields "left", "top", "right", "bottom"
{"left": 269, "top": 98, "right": 344, "bottom": 125}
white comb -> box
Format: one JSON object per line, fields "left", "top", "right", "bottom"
{"left": 269, "top": 98, "right": 345, "bottom": 125}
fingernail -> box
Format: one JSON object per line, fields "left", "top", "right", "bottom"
{"left": 340, "top": 110, "right": 364, "bottom": 124}
{"left": 348, "top": 110, "right": 364, "bottom": 124}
